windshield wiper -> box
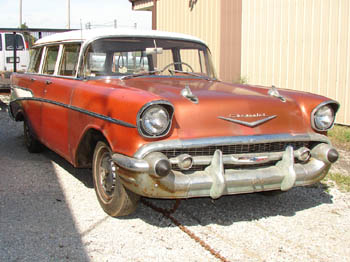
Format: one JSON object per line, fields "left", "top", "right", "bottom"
{"left": 120, "top": 70, "right": 161, "bottom": 80}
{"left": 168, "top": 69, "right": 215, "bottom": 81}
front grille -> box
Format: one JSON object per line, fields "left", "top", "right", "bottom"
{"left": 177, "top": 162, "right": 278, "bottom": 173}
{"left": 161, "top": 141, "right": 312, "bottom": 159}
{"left": 162, "top": 141, "right": 318, "bottom": 172}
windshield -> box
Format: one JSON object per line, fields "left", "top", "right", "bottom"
{"left": 82, "top": 37, "right": 216, "bottom": 79}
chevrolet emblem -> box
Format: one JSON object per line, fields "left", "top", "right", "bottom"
{"left": 218, "top": 115, "right": 277, "bottom": 127}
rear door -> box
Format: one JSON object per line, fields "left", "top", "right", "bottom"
{"left": 19, "top": 47, "right": 45, "bottom": 135}
{"left": 40, "top": 43, "right": 80, "bottom": 161}
{"left": 4, "top": 33, "right": 29, "bottom": 72}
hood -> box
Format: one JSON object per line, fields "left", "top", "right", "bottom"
{"left": 121, "top": 77, "right": 319, "bottom": 139}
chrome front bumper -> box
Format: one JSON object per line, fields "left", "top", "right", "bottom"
{"left": 112, "top": 134, "right": 338, "bottom": 199}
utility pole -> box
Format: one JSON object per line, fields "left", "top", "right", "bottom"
{"left": 67, "top": 0, "right": 71, "bottom": 29}
{"left": 19, "top": 0, "right": 22, "bottom": 26}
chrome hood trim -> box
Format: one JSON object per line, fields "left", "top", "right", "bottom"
{"left": 268, "top": 85, "right": 286, "bottom": 102}
{"left": 181, "top": 85, "right": 199, "bottom": 104}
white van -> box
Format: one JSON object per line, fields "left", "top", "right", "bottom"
{"left": 0, "top": 32, "right": 30, "bottom": 86}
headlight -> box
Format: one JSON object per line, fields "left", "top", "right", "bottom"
{"left": 138, "top": 102, "right": 174, "bottom": 138}
{"left": 312, "top": 103, "right": 337, "bottom": 131}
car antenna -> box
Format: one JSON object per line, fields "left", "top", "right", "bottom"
{"left": 80, "top": 19, "right": 83, "bottom": 39}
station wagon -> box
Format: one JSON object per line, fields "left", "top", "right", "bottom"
{"left": 9, "top": 29, "right": 339, "bottom": 217}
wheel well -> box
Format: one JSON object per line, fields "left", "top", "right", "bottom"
{"left": 75, "top": 129, "right": 108, "bottom": 168}
{"left": 14, "top": 110, "right": 24, "bottom": 121}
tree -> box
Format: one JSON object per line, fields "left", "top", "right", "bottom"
{"left": 19, "top": 23, "right": 36, "bottom": 48}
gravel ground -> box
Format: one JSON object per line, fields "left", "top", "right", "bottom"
{"left": 1, "top": 94, "right": 350, "bottom": 262}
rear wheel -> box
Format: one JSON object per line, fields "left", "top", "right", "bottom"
{"left": 23, "top": 119, "right": 43, "bottom": 153}
{"left": 92, "top": 141, "right": 139, "bottom": 217}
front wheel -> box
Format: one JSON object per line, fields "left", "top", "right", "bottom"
{"left": 92, "top": 141, "right": 139, "bottom": 217}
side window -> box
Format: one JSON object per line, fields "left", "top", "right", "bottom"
{"left": 85, "top": 52, "right": 106, "bottom": 76}
{"left": 58, "top": 43, "right": 81, "bottom": 76}
{"left": 5, "top": 34, "right": 25, "bottom": 50}
{"left": 42, "top": 46, "right": 59, "bottom": 75}
{"left": 28, "top": 47, "right": 44, "bottom": 73}
{"left": 0, "top": 34, "right": 2, "bottom": 51}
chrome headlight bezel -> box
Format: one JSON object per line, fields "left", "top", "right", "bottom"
{"left": 311, "top": 101, "right": 339, "bottom": 131}
{"left": 137, "top": 100, "right": 174, "bottom": 138}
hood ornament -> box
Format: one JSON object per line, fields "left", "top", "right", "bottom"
{"left": 181, "top": 85, "right": 199, "bottom": 104}
{"left": 218, "top": 114, "right": 277, "bottom": 128}
{"left": 268, "top": 85, "right": 286, "bottom": 102}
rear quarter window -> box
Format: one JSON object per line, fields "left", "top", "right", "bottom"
{"left": 5, "top": 34, "right": 25, "bottom": 51}
{"left": 28, "top": 47, "right": 44, "bottom": 73}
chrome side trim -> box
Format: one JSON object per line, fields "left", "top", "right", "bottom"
{"left": 134, "top": 133, "right": 331, "bottom": 159}
{"left": 10, "top": 85, "right": 34, "bottom": 100}
{"left": 9, "top": 85, "right": 136, "bottom": 128}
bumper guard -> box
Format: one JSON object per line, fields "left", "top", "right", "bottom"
{"left": 112, "top": 140, "right": 337, "bottom": 199}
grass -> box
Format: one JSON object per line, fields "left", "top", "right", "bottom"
{"left": 326, "top": 125, "right": 350, "bottom": 192}
{"left": 235, "top": 76, "right": 248, "bottom": 84}
{"left": 328, "top": 125, "right": 350, "bottom": 148}
{"left": 323, "top": 173, "right": 350, "bottom": 193}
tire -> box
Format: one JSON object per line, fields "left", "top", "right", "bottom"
{"left": 92, "top": 141, "right": 139, "bottom": 217}
{"left": 23, "top": 119, "right": 43, "bottom": 153}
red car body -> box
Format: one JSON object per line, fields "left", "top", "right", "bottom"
{"left": 9, "top": 29, "right": 340, "bottom": 217}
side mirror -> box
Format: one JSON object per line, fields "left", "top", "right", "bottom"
{"left": 145, "top": 47, "right": 163, "bottom": 55}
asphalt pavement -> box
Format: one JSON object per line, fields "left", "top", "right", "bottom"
{"left": 1, "top": 95, "right": 350, "bottom": 262}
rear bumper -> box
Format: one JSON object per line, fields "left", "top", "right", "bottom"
{"left": 112, "top": 134, "right": 338, "bottom": 198}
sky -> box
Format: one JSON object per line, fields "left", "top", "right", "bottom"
{"left": 0, "top": 0, "right": 152, "bottom": 30}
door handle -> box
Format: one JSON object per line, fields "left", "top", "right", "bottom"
{"left": 45, "top": 80, "right": 52, "bottom": 85}
{"left": 30, "top": 78, "right": 36, "bottom": 82}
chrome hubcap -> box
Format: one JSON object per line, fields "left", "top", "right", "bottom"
{"left": 99, "top": 154, "right": 116, "bottom": 197}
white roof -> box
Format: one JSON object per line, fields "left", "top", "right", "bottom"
{"left": 34, "top": 28, "right": 207, "bottom": 46}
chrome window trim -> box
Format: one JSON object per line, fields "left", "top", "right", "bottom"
{"left": 38, "top": 46, "right": 47, "bottom": 74}
{"left": 54, "top": 44, "right": 64, "bottom": 75}
{"left": 79, "top": 36, "right": 212, "bottom": 79}
{"left": 32, "top": 41, "right": 83, "bottom": 78}
{"left": 311, "top": 100, "right": 340, "bottom": 131}
{"left": 21, "top": 72, "right": 81, "bottom": 81}
{"left": 134, "top": 133, "right": 330, "bottom": 159}
{"left": 57, "top": 43, "right": 82, "bottom": 77}
{"left": 42, "top": 45, "right": 61, "bottom": 75}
